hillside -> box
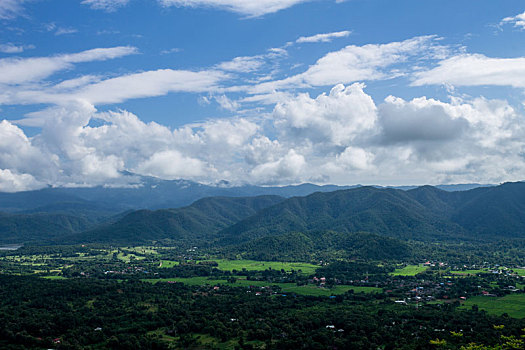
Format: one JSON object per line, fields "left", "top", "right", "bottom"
{"left": 218, "top": 182, "right": 525, "bottom": 244}
{"left": 61, "top": 195, "right": 284, "bottom": 244}
{"left": 4, "top": 182, "right": 524, "bottom": 246}
{"left": 0, "top": 212, "right": 93, "bottom": 244}
{"left": 217, "top": 186, "right": 465, "bottom": 244}
{"left": 230, "top": 231, "right": 412, "bottom": 261}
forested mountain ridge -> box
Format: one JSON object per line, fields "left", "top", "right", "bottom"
{"left": 0, "top": 212, "right": 93, "bottom": 244}
{"left": 1, "top": 182, "right": 523, "bottom": 246}
{"left": 59, "top": 195, "right": 284, "bottom": 244}
{"left": 219, "top": 182, "right": 525, "bottom": 244}
{"left": 218, "top": 186, "right": 466, "bottom": 243}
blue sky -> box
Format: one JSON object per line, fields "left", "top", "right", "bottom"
{"left": 1, "top": 0, "right": 525, "bottom": 191}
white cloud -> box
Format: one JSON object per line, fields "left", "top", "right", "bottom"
{"left": 252, "top": 36, "right": 448, "bottom": 92}
{"left": 335, "top": 146, "right": 374, "bottom": 170}
{"left": 274, "top": 83, "right": 377, "bottom": 146}
{"left": 0, "top": 43, "right": 34, "bottom": 54}
{"left": 0, "top": 169, "right": 44, "bottom": 192}
{"left": 0, "top": 0, "right": 24, "bottom": 20}
{"left": 2, "top": 82, "right": 525, "bottom": 189}
{"left": 412, "top": 53, "right": 525, "bottom": 88}
{"left": 55, "top": 27, "right": 78, "bottom": 36}
{"left": 217, "top": 56, "right": 264, "bottom": 73}
{"left": 0, "top": 120, "right": 56, "bottom": 178}
{"left": 250, "top": 149, "right": 305, "bottom": 184}
{"left": 160, "top": 47, "right": 182, "bottom": 55}
{"left": 214, "top": 94, "right": 240, "bottom": 111}
{"left": 501, "top": 11, "right": 525, "bottom": 29}
{"left": 296, "top": 30, "right": 351, "bottom": 43}
{"left": 0, "top": 46, "right": 138, "bottom": 85}
{"left": 158, "top": 0, "right": 310, "bottom": 17}
{"left": 136, "top": 150, "right": 210, "bottom": 179}
{"left": 74, "top": 69, "right": 227, "bottom": 105}
{"left": 81, "top": 0, "right": 131, "bottom": 12}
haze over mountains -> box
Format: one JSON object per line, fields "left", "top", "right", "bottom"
{"left": 0, "top": 179, "right": 522, "bottom": 248}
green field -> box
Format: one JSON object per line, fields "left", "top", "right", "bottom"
{"left": 142, "top": 276, "right": 381, "bottom": 296}
{"left": 391, "top": 265, "right": 429, "bottom": 276}
{"left": 450, "top": 269, "right": 489, "bottom": 275}
{"left": 512, "top": 268, "right": 525, "bottom": 276}
{"left": 159, "top": 260, "right": 179, "bottom": 268}
{"left": 42, "top": 275, "right": 68, "bottom": 280}
{"left": 459, "top": 294, "right": 525, "bottom": 318}
{"left": 202, "top": 259, "right": 319, "bottom": 274}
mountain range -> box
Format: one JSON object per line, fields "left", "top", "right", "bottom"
{"left": 1, "top": 179, "right": 521, "bottom": 249}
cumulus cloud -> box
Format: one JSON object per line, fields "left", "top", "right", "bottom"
{"left": 250, "top": 149, "right": 305, "bottom": 184}
{"left": 274, "top": 83, "right": 377, "bottom": 146}
{"left": 0, "top": 169, "right": 44, "bottom": 192}
{"left": 136, "top": 150, "right": 211, "bottom": 179}
{"left": 0, "top": 46, "right": 138, "bottom": 85}
{"left": 296, "top": 30, "right": 351, "bottom": 43}
{"left": 81, "top": 0, "right": 131, "bottom": 12}
{"left": 501, "top": 11, "right": 525, "bottom": 29}
{"left": 332, "top": 146, "right": 374, "bottom": 171}
{"left": 0, "top": 120, "right": 56, "bottom": 178}
{"left": 158, "top": 0, "right": 310, "bottom": 17}
{"left": 412, "top": 54, "right": 525, "bottom": 88}
{"left": 2, "top": 81, "right": 525, "bottom": 190}
{"left": 378, "top": 96, "right": 469, "bottom": 144}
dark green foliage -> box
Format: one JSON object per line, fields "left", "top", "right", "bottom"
{"left": 232, "top": 231, "right": 412, "bottom": 261}
{"left": 0, "top": 212, "right": 93, "bottom": 244}
{"left": 0, "top": 275, "right": 523, "bottom": 349}
{"left": 220, "top": 182, "right": 525, "bottom": 244}
{"left": 3, "top": 182, "right": 525, "bottom": 248}
{"left": 451, "top": 182, "right": 525, "bottom": 237}
{"left": 218, "top": 186, "right": 465, "bottom": 244}
{"left": 61, "top": 195, "right": 284, "bottom": 244}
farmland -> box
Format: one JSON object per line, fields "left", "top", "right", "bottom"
{"left": 390, "top": 264, "right": 429, "bottom": 276}
{"left": 459, "top": 294, "right": 525, "bottom": 318}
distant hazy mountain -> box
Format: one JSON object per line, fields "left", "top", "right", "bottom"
{"left": 0, "top": 177, "right": 358, "bottom": 216}
{"left": 0, "top": 175, "right": 491, "bottom": 216}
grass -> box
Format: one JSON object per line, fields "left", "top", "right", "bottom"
{"left": 159, "top": 260, "right": 179, "bottom": 268}
{"left": 512, "top": 268, "right": 525, "bottom": 276}
{"left": 142, "top": 276, "right": 381, "bottom": 296}
{"left": 203, "top": 259, "right": 319, "bottom": 274}
{"left": 450, "top": 269, "right": 489, "bottom": 275}
{"left": 391, "top": 264, "right": 429, "bottom": 276}
{"left": 458, "top": 294, "right": 525, "bottom": 318}
{"left": 116, "top": 252, "right": 145, "bottom": 262}
{"left": 42, "top": 275, "right": 67, "bottom": 280}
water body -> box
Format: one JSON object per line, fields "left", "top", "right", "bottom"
{"left": 0, "top": 244, "right": 22, "bottom": 251}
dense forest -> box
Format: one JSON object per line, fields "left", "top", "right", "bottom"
{"left": 1, "top": 274, "right": 524, "bottom": 350}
